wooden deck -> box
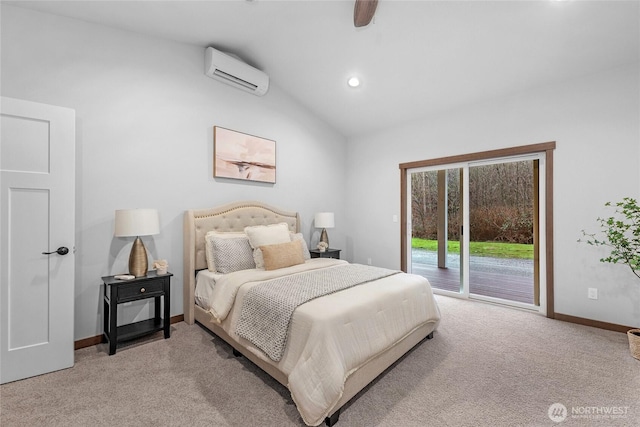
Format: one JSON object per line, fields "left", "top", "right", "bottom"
{"left": 411, "top": 263, "right": 534, "bottom": 305}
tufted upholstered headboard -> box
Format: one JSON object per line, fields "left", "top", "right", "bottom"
{"left": 183, "top": 201, "right": 300, "bottom": 324}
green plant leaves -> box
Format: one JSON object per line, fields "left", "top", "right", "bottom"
{"left": 580, "top": 197, "right": 640, "bottom": 280}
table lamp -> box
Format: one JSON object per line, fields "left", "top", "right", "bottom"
{"left": 314, "top": 212, "right": 335, "bottom": 247}
{"left": 114, "top": 209, "right": 160, "bottom": 277}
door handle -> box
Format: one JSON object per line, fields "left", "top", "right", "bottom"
{"left": 42, "top": 247, "right": 69, "bottom": 256}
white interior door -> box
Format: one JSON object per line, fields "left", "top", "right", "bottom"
{"left": 1, "top": 97, "right": 75, "bottom": 384}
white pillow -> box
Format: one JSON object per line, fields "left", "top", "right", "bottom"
{"left": 244, "top": 223, "right": 291, "bottom": 249}
{"left": 204, "top": 231, "right": 246, "bottom": 272}
{"left": 291, "top": 232, "right": 311, "bottom": 260}
{"left": 253, "top": 247, "right": 266, "bottom": 269}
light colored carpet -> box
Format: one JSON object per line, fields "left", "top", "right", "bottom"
{"left": 1, "top": 295, "right": 638, "bottom": 426}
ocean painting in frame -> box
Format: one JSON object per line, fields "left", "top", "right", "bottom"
{"left": 213, "top": 126, "right": 276, "bottom": 184}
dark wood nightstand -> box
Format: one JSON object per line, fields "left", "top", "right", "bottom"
{"left": 309, "top": 248, "right": 341, "bottom": 259}
{"left": 102, "top": 271, "right": 172, "bottom": 355}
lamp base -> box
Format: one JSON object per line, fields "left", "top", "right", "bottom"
{"left": 129, "top": 237, "right": 148, "bottom": 277}
{"left": 320, "top": 228, "right": 329, "bottom": 248}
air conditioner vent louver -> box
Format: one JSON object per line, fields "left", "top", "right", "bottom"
{"left": 205, "top": 47, "right": 269, "bottom": 96}
{"left": 212, "top": 69, "right": 258, "bottom": 91}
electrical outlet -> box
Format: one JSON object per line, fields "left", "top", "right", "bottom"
{"left": 367, "top": 258, "right": 372, "bottom": 265}
{"left": 588, "top": 288, "right": 598, "bottom": 300}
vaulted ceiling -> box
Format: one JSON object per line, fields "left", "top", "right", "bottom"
{"left": 7, "top": 0, "right": 639, "bottom": 137}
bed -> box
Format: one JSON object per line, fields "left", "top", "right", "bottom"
{"left": 183, "top": 201, "right": 440, "bottom": 426}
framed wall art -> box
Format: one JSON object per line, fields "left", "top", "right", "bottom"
{"left": 213, "top": 126, "right": 276, "bottom": 184}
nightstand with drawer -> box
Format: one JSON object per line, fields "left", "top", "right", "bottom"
{"left": 309, "top": 248, "right": 341, "bottom": 259}
{"left": 102, "top": 271, "right": 172, "bottom": 355}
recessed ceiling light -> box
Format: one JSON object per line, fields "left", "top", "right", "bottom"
{"left": 347, "top": 77, "right": 360, "bottom": 88}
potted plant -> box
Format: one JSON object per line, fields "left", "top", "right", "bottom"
{"left": 580, "top": 197, "right": 640, "bottom": 360}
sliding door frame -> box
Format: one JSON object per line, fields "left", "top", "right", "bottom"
{"left": 399, "top": 141, "right": 556, "bottom": 317}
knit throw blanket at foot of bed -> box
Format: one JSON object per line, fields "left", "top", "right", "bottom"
{"left": 235, "top": 264, "right": 400, "bottom": 362}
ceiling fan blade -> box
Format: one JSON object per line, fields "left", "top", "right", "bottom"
{"left": 354, "top": 0, "right": 378, "bottom": 28}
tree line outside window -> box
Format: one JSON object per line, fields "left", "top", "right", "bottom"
{"left": 411, "top": 161, "right": 534, "bottom": 244}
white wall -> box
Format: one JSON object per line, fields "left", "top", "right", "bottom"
{"left": 346, "top": 64, "right": 640, "bottom": 328}
{"left": 1, "top": 5, "right": 348, "bottom": 340}
{"left": 3, "top": 5, "right": 638, "bottom": 340}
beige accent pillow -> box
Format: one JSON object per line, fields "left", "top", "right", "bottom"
{"left": 204, "top": 231, "right": 247, "bottom": 272}
{"left": 261, "top": 240, "right": 305, "bottom": 271}
{"left": 254, "top": 233, "right": 311, "bottom": 268}
{"left": 244, "top": 223, "right": 291, "bottom": 249}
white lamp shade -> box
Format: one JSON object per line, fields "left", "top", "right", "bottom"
{"left": 314, "top": 212, "right": 335, "bottom": 229}
{"left": 114, "top": 209, "right": 160, "bottom": 237}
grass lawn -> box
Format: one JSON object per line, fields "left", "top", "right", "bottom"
{"left": 412, "top": 238, "right": 533, "bottom": 259}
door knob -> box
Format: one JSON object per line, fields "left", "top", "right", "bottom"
{"left": 42, "top": 247, "right": 69, "bottom": 256}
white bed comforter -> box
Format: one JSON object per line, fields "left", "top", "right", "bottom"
{"left": 195, "top": 259, "right": 441, "bottom": 426}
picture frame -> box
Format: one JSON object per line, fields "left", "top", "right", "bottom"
{"left": 213, "top": 126, "right": 276, "bottom": 184}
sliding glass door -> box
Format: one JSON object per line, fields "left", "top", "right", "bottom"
{"left": 406, "top": 153, "right": 545, "bottom": 311}
{"left": 467, "top": 159, "right": 537, "bottom": 306}
{"left": 409, "top": 167, "right": 463, "bottom": 293}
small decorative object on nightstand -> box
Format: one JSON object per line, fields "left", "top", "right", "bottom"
{"left": 102, "top": 270, "right": 172, "bottom": 355}
{"left": 309, "top": 248, "right": 341, "bottom": 259}
{"left": 153, "top": 259, "right": 168, "bottom": 275}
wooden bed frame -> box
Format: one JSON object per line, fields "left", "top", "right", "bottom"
{"left": 183, "top": 201, "right": 435, "bottom": 426}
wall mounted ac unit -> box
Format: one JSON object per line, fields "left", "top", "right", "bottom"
{"left": 205, "top": 47, "right": 269, "bottom": 96}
